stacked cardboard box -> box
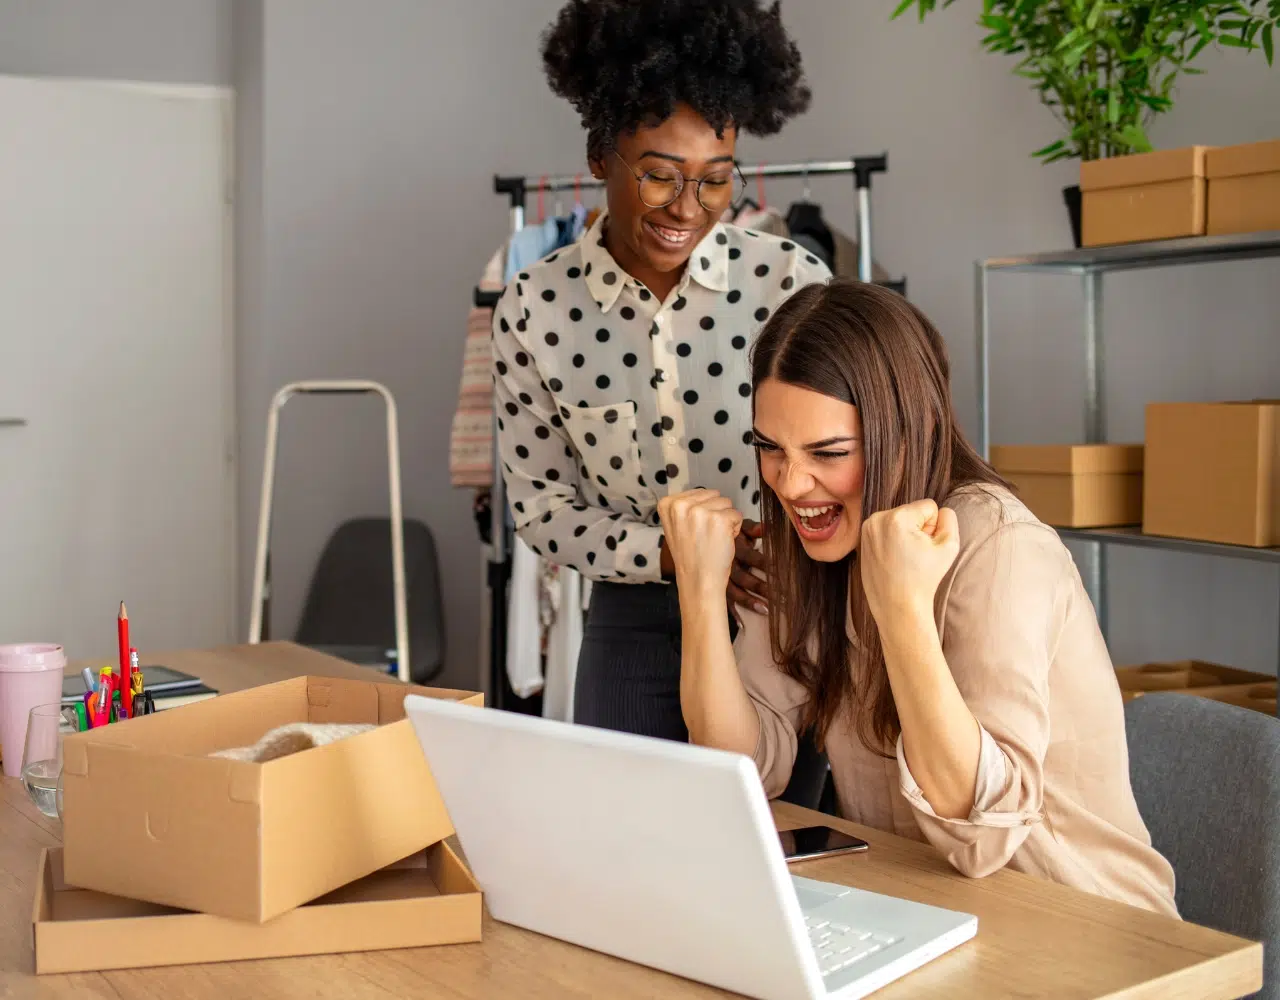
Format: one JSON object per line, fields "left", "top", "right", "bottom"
{"left": 36, "top": 674, "right": 484, "bottom": 974}
{"left": 989, "top": 444, "right": 1143, "bottom": 528}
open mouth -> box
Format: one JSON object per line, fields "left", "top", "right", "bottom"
{"left": 644, "top": 218, "right": 699, "bottom": 250}
{"left": 791, "top": 503, "right": 844, "bottom": 543}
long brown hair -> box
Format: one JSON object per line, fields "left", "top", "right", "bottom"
{"left": 751, "top": 277, "right": 1009, "bottom": 755}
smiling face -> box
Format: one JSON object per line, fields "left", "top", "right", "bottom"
{"left": 753, "top": 378, "right": 866, "bottom": 562}
{"left": 592, "top": 103, "right": 737, "bottom": 294}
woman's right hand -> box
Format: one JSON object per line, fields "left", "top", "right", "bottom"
{"left": 657, "top": 489, "right": 744, "bottom": 599}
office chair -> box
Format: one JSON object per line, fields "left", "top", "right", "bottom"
{"left": 779, "top": 728, "right": 837, "bottom": 815}
{"left": 1125, "top": 693, "right": 1280, "bottom": 999}
{"left": 295, "top": 517, "right": 446, "bottom": 684}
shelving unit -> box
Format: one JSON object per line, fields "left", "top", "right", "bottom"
{"left": 974, "top": 229, "right": 1280, "bottom": 643}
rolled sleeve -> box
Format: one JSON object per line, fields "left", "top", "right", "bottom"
{"left": 492, "top": 284, "right": 662, "bottom": 582}
{"left": 733, "top": 608, "right": 808, "bottom": 798}
{"left": 903, "top": 519, "right": 1066, "bottom": 878}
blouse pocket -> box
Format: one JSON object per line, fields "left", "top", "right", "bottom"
{"left": 559, "top": 400, "right": 656, "bottom": 517}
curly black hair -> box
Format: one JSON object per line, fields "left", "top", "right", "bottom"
{"left": 541, "top": 0, "right": 811, "bottom": 159}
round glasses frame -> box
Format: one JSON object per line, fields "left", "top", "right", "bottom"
{"left": 611, "top": 150, "right": 745, "bottom": 212}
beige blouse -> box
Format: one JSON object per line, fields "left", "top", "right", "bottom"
{"left": 734, "top": 486, "right": 1179, "bottom": 917}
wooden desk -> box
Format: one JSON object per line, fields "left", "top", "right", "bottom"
{"left": 0, "top": 641, "right": 1262, "bottom": 999}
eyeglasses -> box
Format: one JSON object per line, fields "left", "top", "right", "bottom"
{"left": 611, "top": 151, "right": 745, "bottom": 212}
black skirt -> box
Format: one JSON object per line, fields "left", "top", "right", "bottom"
{"left": 573, "top": 580, "right": 736, "bottom": 742}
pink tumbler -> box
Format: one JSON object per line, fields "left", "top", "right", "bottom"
{"left": 0, "top": 644, "right": 67, "bottom": 778}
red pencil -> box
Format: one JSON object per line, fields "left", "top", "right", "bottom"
{"left": 118, "top": 602, "right": 131, "bottom": 719}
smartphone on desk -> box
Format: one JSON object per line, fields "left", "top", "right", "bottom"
{"left": 780, "top": 825, "right": 869, "bottom": 863}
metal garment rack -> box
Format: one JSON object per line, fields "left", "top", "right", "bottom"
{"left": 477, "top": 155, "right": 891, "bottom": 711}
{"left": 974, "top": 229, "right": 1280, "bottom": 651}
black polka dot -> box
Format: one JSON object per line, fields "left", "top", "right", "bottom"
{"left": 700, "top": 256, "right": 710, "bottom": 270}
{"left": 716, "top": 232, "right": 728, "bottom": 245}
{"left": 567, "top": 266, "right": 581, "bottom": 278}
{"left": 755, "top": 264, "right": 770, "bottom": 278}
{"left": 619, "top": 530, "right": 628, "bottom": 542}
{"left": 604, "top": 408, "right": 619, "bottom": 423}
{"left": 684, "top": 390, "right": 699, "bottom": 405}
{"left": 547, "top": 469, "right": 561, "bottom": 481}
{"left": 744, "top": 231, "right": 758, "bottom": 238}
{"left": 661, "top": 415, "right": 674, "bottom": 431}
{"left": 550, "top": 414, "right": 563, "bottom": 428}
{"left": 650, "top": 323, "right": 659, "bottom": 338}
{"left": 655, "top": 470, "right": 668, "bottom": 486}
{"left": 548, "top": 378, "right": 563, "bottom": 393}
{"left": 781, "top": 276, "right": 795, "bottom": 291}
{"left": 541, "top": 289, "right": 556, "bottom": 302}
{"left": 498, "top": 418, "right": 505, "bottom": 431}
{"left": 532, "top": 480, "right": 546, "bottom": 490}
{"left": 531, "top": 546, "right": 541, "bottom": 556}
{"left": 635, "top": 554, "right": 648, "bottom": 568}
{"left": 610, "top": 456, "right": 623, "bottom": 470}
{"left": 603, "top": 271, "right": 617, "bottom": 285}
{"left": 605, "top": 536, "right": 618, "bottom": 551}
{"left": 536, "top": 426, "right": 550, "bottom": 440}
{"left": 729, "top": 247, "right": 742, "bottom": 260}
{"left": 548, "top": 540, "right": 559, "bottom": 553}
{"left": 570, "top": 307, "right": 583, "bottom": 321}
{"left": 574, "top": 525, "right": 588, "bottom": 537}
{"left": 623, "top": 353, "right": 637, "bottom": 367}
{"left": 727, "top": 290, "right": 741, "bottom": 304}
{"left": 743, "top": 431, "right": 753, "bottom": 445}
{"left": 565, "top": 446, "right": 573, "bottom": 458}
{"left": 755, "top": 308, "right": 769, "bottom": 322}
{"left": 514, "top": 351, "right": 529, "bottom": 366}
{"left": 732, "top": 335, "right": 747, "bottom": 349}
{"left": 690, "top": 438, "right": 704, "bottom": 453}
{"left": 545, "top": 332, "right": 559, "bottom": 347}
{"left": 584, "top": 432, "right": 597, "bottom": 447}
{"left": 597, "top": 329, "right": 612, "bottom": 344}
{"left": 708, "top": 362, "right": 723, "bottom": 377}
{"left": 499, "top": 318, "right": 510, "bottom": 333}
{"left": 677, "top": 342, "right": 692, "bottom": 357}
{"left": 652, "top": 423, "right": 662, "bottom": 437}
{"left": 515, "top": 445, "right": 529, "bottom": 459}
{"left": 700, "top": 316, "right": 714, "bottom": 331}
{"left": 715, "top": 410, "right": 729, "bottom": 425}
{"left": 581, "top": 465, "right": 589, "bottom": 477}
{"left": 638, "top": 289, "right": 652, "bottom": 301}
{"left": 741, "top": 475, "right": 750, "bottom": 489}
{"left": 752, "top": 491, "right": 761, "bottom": 505}
{"left": 738, "top": 383, "right": 751, "bottom": 397}
{"left": 496, "top": 360, "right": 508, "bottom": 376}
{"left": 780, "top": 241, "right": 794, "bottom": 251}
{"left": 518, "top": 392, "right": 533, "bottom": 405}
{"left": 673, "top": 296, "right": 687, "bottom": 311}
{"left": 584, "top": 262, "right": 592, "bottom": 277}
{"left": 805, "top": 254, "right": 819, "bottom": 266}
{"left": 514, "top": 501, "right": 525, "bottom": 513}
{"left": 516, "top": 319, "right": 527, "bottom": 333}
{"left": 620, "top": 305, "right": 635, "bottom": 321}
{"left": 505, "top": 402, "right": 519, "bottom": 416}
{"left": 578, "top": 400, "right": 589, "bottom": 408}
{"left": 572, "top": 353, "right": 585, "bottom": 368}
{"left": 515, "top": 283, "right": 523, "bottom": 297}
{"left": 597, "top": 475, "right": 608, "bottom": 487}
{"left": 587, "top": 552, "right": 596, "bottom": 565}
{"left": 718, "top": 458, "right": 733, "bottom": 473}
{"left": 638, "top": 475, "right": 647, "bottom": 487}
{"left": 666, "top": 463, "right": 679, "bottom": 478}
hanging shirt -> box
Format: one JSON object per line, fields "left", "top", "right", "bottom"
{"left": 491, "top": 211, "right": 832, "bottom": 583}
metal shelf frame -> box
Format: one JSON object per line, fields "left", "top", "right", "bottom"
{"left": 974, "top": 229, "right": 1280, "bottom": 644}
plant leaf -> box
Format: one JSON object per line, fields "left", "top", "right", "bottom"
{"left": 1265, "top": 23, "right": 1275, "bottom": 63}
{"left": 891, "top": 0, "right": 917, "bottom": 20}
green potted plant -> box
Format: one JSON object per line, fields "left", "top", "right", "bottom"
{"left": 892, "top": 0, "right": 1280, "bottom": 245}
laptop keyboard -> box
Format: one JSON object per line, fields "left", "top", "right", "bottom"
{"left": 804, "top": 914, "right": 902, "bottom": 977}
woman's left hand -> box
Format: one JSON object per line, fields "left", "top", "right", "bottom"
{"left": 860, "top": 498, "right": 960, "bottom": 625}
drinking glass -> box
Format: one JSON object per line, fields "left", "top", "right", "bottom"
{"left": 22, "top": 703, "right": 76, "bottom": 819}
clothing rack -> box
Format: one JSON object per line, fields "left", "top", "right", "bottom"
{"left": 477, "top": 155, "right": 892, "bottom": 712}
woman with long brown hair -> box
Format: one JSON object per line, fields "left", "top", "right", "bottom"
{"left": 658, "top": 277, "right": 1178, "bottom": 914}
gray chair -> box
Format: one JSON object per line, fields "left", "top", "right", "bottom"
{"left": 1125, "top": 693, "right": 1280, "bottom": 998}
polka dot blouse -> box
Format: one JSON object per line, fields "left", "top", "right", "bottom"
{"left": 492, "top": 210, "right": 832, "bottom": 583}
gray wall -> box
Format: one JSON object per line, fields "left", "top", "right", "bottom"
{"left": 6, "top": 0, "right": 1279, "bottom": 685}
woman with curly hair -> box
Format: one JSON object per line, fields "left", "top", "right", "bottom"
{"left": 492, "top": 0, "right": 828, "bottom": 739}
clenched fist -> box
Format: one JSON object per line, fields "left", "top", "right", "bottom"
{"left": 657, "top": 489, "right": 744, "bottom": 599}
{"left": 859, "top": 498, "right": 960, "bottom": 624}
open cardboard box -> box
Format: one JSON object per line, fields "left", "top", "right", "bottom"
{"left": 61, "top": 674, "right": 481, "bottom": 923}
{"left": 1115, "top": 660, "right": 1273, "bottom": 695}
{"left": 33, "top": 842, "right": 481, "bottom": 974}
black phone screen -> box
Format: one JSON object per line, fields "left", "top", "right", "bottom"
{"left": 779, "top": 825, "right": 870, "bottom": 862}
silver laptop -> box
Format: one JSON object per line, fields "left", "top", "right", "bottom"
{"left": 404, "top": 696, "right": 976, "bottom": 1000}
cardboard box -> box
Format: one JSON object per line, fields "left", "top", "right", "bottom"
{"left": 61, "top": 674, "right": 482, "bottom": 923}
{"left": 1115, "top": 660, "right": 1273, "bottom": 696}
{"left": 1207, "top": 138, "right": 1280, "bottom": 236}
{"left": 1184, "top": 681, "right": 1278, "bottom": 716}
{"left": 989, "top": 444, "right": 1143, "bottom": 527}
{"left": 33, "top": 842, "right": 481, "bottom": 974}
{"left": 1081, "top": 146, "right": 1211, "bottom": 246}
{"left": 1143, "top": 402, "right": 1280, "bottom": 547}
